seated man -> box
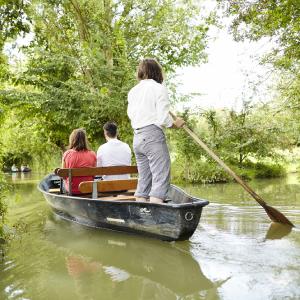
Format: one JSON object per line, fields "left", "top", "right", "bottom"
{"left": 97, "top": 121, "right": 132, "bottom": 180}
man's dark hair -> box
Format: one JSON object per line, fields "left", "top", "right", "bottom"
{"left": 137, "top": 58, "right": 163, "bottom": 84}
{"left": 103, "top": 121, "right": 117, "bottom": 138}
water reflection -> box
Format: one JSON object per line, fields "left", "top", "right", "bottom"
{"left": 183, "top": 174, "right": 299, "bottom": 234}
{"left": 7, "top": 171, "right": 33, "bottom": 182}
{"left": 1, "top": 173, "right": 300, "bottom": 299}
{"left": 183, "top": 174, "right": 300, "bottom": 209}
{"left": 264, "top": 223, "right": 293, "bottom": 240}
{"left": 45, "top": 215, "right": 222, "bottom": 299}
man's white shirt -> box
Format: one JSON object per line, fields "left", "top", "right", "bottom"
{"left": 127, "top": 79, "right": 173, "bottom": 129}
{"left": 97, "top": 139, "right": 132, "bottom": 180}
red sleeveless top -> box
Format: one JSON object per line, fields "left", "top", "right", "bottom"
{"left": 63, "top": 149, "right": 97, "bottom": 194}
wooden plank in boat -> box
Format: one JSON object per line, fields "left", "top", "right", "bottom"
{"left": 49, "top": 188, "right": 61, "bottom": 193}
{"left": 79, "top": 179, "right": 138, "bottom": 193}
{"left": 56, "top": 166, "right": 138, "bottom": 177}
{"left": 98, "top": 195, "right": 136, "bottom": 201}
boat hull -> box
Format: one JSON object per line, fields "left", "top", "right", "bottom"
{"left": 38, "top": 174, "right": 209, "bottom": 241}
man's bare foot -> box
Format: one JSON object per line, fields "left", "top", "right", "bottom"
{"left": 149, "top": 197, "right": 164, "bottom": 204}
{"left": 136, "top": 197, "right": 148, "bottom": 202}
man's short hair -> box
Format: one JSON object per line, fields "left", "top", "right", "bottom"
{"left": 103, "top": 121, "right": 117, "bottom": 138}
{"left": 137, "top": 58, "right": 163, "bottom": 84}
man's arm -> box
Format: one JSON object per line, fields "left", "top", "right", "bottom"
{"left": 156, "top": 86, "right": 185, "bottom": 128}
{"left": 156, "top": 86, "right": 174, "bottom": 128}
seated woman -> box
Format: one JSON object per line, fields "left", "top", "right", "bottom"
{"left": 62, "top": 128, "right": 97, "bottom": 194}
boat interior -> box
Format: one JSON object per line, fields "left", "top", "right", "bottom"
{"left": 44, "top": 166, "right": 198, "bottom": 204}
{"left": 48, "top": 166, "right": 139, "bottom": 201}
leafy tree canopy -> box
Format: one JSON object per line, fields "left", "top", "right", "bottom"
{"left": 219, "top": 0, "right": 300, "bottom": 127}
{"left": 219, "top": 0, "right": 300, "bottom": 71}
{"left": 0, "top": 0, "right": 31, "bottom": 49}
{"left": 0, "top": 0, "right": 213, "bottom": 166}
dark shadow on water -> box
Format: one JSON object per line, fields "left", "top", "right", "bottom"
{"left": 44, "top": 213, "right": 226, "bottom": 299}
{"left": 265, "top": 222, "right": 293, "bottom": 240}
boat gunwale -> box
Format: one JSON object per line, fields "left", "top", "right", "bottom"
{"left": 38, "top": 179, "right": 209, "bottom": 209}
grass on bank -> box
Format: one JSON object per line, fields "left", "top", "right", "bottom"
{"left": 171, "top": 159, "right": 287, "bottom": 184}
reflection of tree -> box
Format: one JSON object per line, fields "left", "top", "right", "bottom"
{"left": 48, "top": 216, "right": 225, "bottom": 300}
{"left": 0, "top": 231, "right": 63, "bottom": 299}
{"left": 65, "top": 255, "right": 176, "bottom": 300}
{"left": 1, "top": 181, "right": 227, "bottom": 300}
{"left": 185, "top": 176, "right": 300, "bottom": 207}
{"left": 265, "top": 223, "right": 292, "bottom": 240}
{"left": 64, "top": 254, "right": 226, "bottom": 300}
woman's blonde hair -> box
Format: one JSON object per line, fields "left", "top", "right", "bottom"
{"left": 68, "top": 128, "right": 90, "bottom": 151}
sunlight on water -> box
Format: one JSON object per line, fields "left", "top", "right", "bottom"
{"left": 0, "top": 172, "right": 299, "bottom": 299}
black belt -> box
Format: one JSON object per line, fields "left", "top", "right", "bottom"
{"left": 134, "top": 124, "right": 154, "bottom": 131}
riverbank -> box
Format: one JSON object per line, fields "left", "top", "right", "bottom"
{"left": 171, "top": 160, "right": 288, "bottom": 184}
{"left": 171, "top": 147, "right": 300, "bottom": 184}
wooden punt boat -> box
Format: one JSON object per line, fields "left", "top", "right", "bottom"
{"left": 38, "top": 167, "right": 209, "bottom": 241}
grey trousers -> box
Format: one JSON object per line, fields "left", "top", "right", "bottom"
{"left": 133, "top": 125, "right": 170, "bottom": 200}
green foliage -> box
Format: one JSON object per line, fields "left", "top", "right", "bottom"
{"left": 170, "top": 104, "right": 290, "bottom": 183}
{"left": 0, "top": 172, "right": 9, "bottom": 237}
{"left": 0, "top": 107, "right": 62, "bottom": 171}
{"left": 0, "top": 0, "right": 30, "bottom": 49}
{"left": 217, "top": 104, "right": 289, "bottom": 165}
{"left": 172, "top": 158, "right": 230, "bottom": 184}
{"left": 0, "top": 0, "right": 212, "bottom": 169}
{"left": 0, "top": 0, "right": 295, "bottom": 184}
{"left": 253, "top": 162, "right": 286, "bottom": 179}
{"left": 275, "top": 72, "right": 300, "bottom": 137}
{"left": 236, "top": 160, "right": 286, "bottom": 180}
{"left": 220, "top": 0, "right": 300, "bottom": 70}
{"left": 220, "top": 0, "right": 300, "bottom": 126}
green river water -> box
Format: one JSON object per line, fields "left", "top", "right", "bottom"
{"left": 0, "top": 172, "right": 299, "bottom": 300}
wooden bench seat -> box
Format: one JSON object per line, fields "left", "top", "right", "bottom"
{"left": 79, "top": 179, "right": 138, "bottom": 194}
{"left": 54, "top": 166, "right": 138, "bottom": 196}
{"left": 55, "top": 166, "right": 138, "bottom": 177}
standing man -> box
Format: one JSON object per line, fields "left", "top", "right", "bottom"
{"left": 127, "top": 58, "right": 185, "bottom": 203}
{"left": 97, "top": 121, "right": 132, "bottom": 180}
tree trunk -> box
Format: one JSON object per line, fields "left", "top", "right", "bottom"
{"left": 103, "top": 0, "right": 113, "bottom": 68}
{"left": 69, "top": 0, "right": 96, "bottom": 90}
{"left": 239, "top": 152, "right": 244, "bottom": 166}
